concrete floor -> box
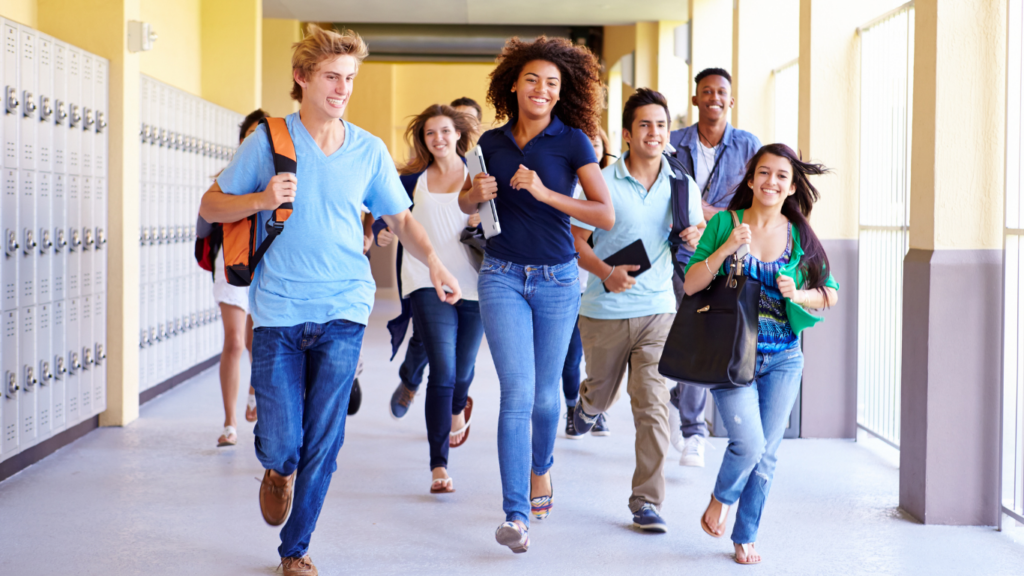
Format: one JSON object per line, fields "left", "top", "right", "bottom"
{"left": 2, "top": 299, "right": 1024, "bottom": 575}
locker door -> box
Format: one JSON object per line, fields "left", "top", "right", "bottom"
{"left": 18, "top": 25, "right": 36, "bottom": 174}
{"left": 2, "top": 169, "right": 15, "bottom": 311}
{"left": 91, "top": 294, "right": 104, "bottom": 413}
{"left": 64, "top": 296, "right": 79, "bottom": 424}
{"left": 80, "top": 54, "right": 93, "bottom": 178}
{"left": 93, "top": 58, "right": 107, "bottom": 296}
{"left": 79, "top": 55, "right": 94, "bottom": 297}
{"left": 80, "top": 174, "right": 92, "bottom": 295}
{"left": 1, "top": 309, "right": 18, "bottom": 459}
{"left": 52, "top": 40, "right": 66, "bottom": 175}
{"left": 52, "top": 172, "right": 65, "bottom": 302}
{"left": 66, "top": 173, "right": 79, "bottom": 298}
{"left": 37, "top": 171, "right": 50, "bottom": 302}
{"left": 3, "top": 20, "right": 18, "bottom": 171}
{"left": 18, "top": 306, "right": 36, "bottom": 448}
{"left": 66, "top": 47, "right": 79, "bottom": 176}
{"left": 78, "top": 294, "right": 92, "bottom": 415}
{"left": 36, "top": 303, "right": 52, "bottom": 443}
{"left": 19, "top": 164, "right": 36, "bottom": 306}
{"left": 50, "top": 299, "right": 65, "bottom": 433}
{"left": 139, "top": 283, "right": 148, "bottom": 392}
{"left": 36, "top": 34, "right": 52, "bottom": 174}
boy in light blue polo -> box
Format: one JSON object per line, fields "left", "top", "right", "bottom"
{"left": 569, "top": 89, "right": 703, "bottom": 533}
{"left": 199, "top": 25, "right": 460, "bottom": 574}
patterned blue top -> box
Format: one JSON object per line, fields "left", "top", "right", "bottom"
{"left": 743, "top": 226, "right": 799, "bottom": 353}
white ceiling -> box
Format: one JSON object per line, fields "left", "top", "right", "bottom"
{"left": 263, "top": 0, "right": 689, "bottom": 26}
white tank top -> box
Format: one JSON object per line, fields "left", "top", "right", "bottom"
{"left": 401, "top": 168, "right": 479, "bottom": 301}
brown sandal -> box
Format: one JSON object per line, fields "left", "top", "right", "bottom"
{"left": 735, "top": 543, "right": 761, "bottom": 565}
{"left": 449, "top": 397, "right": 473, "bottom": 448}
{"left": 430, "top": 477, "right": 455, "bottom": 494}
{"left": 700, "top": 494, "right": 729, "bottom": 538}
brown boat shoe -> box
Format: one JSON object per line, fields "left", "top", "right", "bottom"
{"left": 280, "top": 555, "right": 317, "bottom": 576}
{"left": 259, "top": 469, "right": 296, "bottom": 526}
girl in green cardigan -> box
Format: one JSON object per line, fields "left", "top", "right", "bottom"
{"left": 683, "top": 143, "right": 839, "bottom": 565}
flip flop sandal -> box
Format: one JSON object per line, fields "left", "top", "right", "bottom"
{"left": 245, "top": 394, "right": 258, "bottom": 423}
{"left": 430, "top": 477, "right": 455, "bottom": 494}
{"left": 735, "top": 543, "right": 761, "bottom": 565}
{"left": 700, "top": 494, "right": 729, "bottom": 538}
{"left": 449, "top": 397, "right": 474, "bottom": 448}
{"left": 217, "top": 426, "right": 237, "bottom": 447}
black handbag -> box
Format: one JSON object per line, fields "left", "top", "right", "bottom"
{"left": 658, "top": 211, "right": 760, "bottom": 390}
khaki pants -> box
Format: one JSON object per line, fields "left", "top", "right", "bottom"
{"left": 578, "top": 313, "right": 674, "bottom": 512}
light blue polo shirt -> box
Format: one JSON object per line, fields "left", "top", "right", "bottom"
{"left": 217, "top": 113, "right": 412, "bottom": 328}
{"left": 571, "top": 152, "right": 703, "bottom": 320}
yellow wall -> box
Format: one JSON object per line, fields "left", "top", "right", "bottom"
{"left": 261, "top": 18, "right": 301, "bottom": 117}
{"left": 200, "top": 0, "right": 261, "bottom": 115}
{"left": 139, "top": 0, "right": 201, "bottom": 95}
{"left": 732, "top": 0, "right": 799, "bottom": 141}
{"left": 0, "top": 0, "right": 37, "bottom": 27}
{"left": 658, "top": 21, "right": 689, "bottom": 128}
{"left": 346, "top": 62, "right": 497, "bottom": 164}
{"left": 689, "top": 0, "right": 734, "bottom": 123}
{"left": 910, "top": 0, "right": 1005, "bottom": 251}
{"left": 798, "top": 0, "right": 908, "bottom": 240}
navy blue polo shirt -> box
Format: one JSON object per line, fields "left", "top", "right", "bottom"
{"left": 477, "top": 116, "right": 598, "bottom": 266}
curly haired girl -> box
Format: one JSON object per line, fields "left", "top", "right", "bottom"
{"left": 458, "top": 35, "right": 614, "bottom": 553}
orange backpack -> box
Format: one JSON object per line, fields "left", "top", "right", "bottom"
{"left": 215, "top": 117, "right": 295, "bottom": 287}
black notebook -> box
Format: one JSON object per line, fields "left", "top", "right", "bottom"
{"left": 602, "top": 239, "right": 651, "bottom": 278}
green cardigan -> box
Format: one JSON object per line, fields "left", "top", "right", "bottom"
{"left": 683, "top": 209, "right": 840, "bottom": 336}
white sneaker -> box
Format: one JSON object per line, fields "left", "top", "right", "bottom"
{"left": 679, "top": 435, "right": 706, "bottom": 467}
{"left": 668, "top": 407, "right": 684, "bottom": 453}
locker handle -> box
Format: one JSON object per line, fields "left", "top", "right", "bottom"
{"left": 23, "top": 366, "right": 37, "bottom": 390}
{"left": 55, "top": 228, "right": 67, "bottom": 252}
{"left": 96, "top": 111, "right": 107, "bottom": 133}
{"left": 40, "top": 361, "right": 54, "bottom": 383}
{"left": 23, "top": 228, "right": 37, "bottom": 254}
{"left": 83, "top": 108, "right": 94, "bottom": 130}
{"left": 39, "top": 96, "right": 53, "bottom": 121}
{"left": 55, "top": 355, "right": 67, "bottom": 379}
{"left": 95, "top": 343, "right": 106, "bottom": 363}
{"left": 82, "top": 346, "right": 94, "bottom": 368}
{"left": 84, "top": 227, "right": 95, "bottom": 248}
{"left": 4, "top": 86, "right": 18, "bottom": 115}
{"left": 4, "top": 371, "right": 17, "bottom": 398}
{"left": 69, "top": 103, "right": 81, "bottom": 128}
{"left": 55, "top": 100, "right": 67, "bottom": 125}
{"left": 96, "top": 227, "right": 106, "bottom": 247}
{"left": 140, "top": 329, "right": 148, "bottom": 348}
{"left": 6, "top": 229, "right": 19, "bottom": 256}
{"left": 23, "top": 91, "right": 36, "bottom": 117}
{"left": 68, "top": 351, "right": 81, "bottom": 373}
{"left": 70, "top": 228, "right": 81, "bottom": 250}
{"left": 40, "top": 228, "right": 53, "bottom": 253}
{"left": 140, "top": 123, "right": 148, "bottom": 143}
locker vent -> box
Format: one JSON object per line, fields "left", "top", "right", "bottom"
{"left": 4, "top": 422, "right": 14, "bottom": 443}
{"left": 23, "top": 415, "right": 33, "bottom": 436}
{"left": 39, "top": 408, "right": 48, "bottom": 428}
{"left": 53, "top": 402, "right": 62, "bottom": 421}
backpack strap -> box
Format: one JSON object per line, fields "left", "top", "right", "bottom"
{"left": 249, "top": 117, "right": 296, "bottom": 275}
{"left": 665, "top": 153, "right": 692, "bottom": 278}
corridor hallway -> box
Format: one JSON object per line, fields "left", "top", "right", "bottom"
{"left": 1, "top": 301, "right": 1023, "bottom": 575}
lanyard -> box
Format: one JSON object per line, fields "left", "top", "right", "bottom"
{"left": 696, "top": 128, "right": 729, "bottom": 200}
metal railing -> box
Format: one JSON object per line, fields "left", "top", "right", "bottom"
{"left": 1002, "top": 0, "right": 1024, "bottom": 527}
{"left": 772, "top": 58, "right": 799, "bottom": 151}
{"left": 856, "top": 3, "right": 914, "bottom": 448}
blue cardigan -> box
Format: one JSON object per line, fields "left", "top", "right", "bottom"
{"left": 374, "top": 171, "right": 421, "bottom": 359}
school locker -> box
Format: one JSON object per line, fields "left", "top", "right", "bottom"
{"left": 3, "top": 20, "right": 19, "bottom": 172}
{"left": 37, "top": 171, "right": 51, "bottom": 303}
{"left": 78, "top": 294, "right": 92, "bottom": 415}
{"left": 34, "top": 303, "right": 52, "bottom": 443}
{"left": 66, "top": 173, "right": 79, "bottom": 297}
{"left": 2, "top": 169, "right": 17, "bottom": 310}
{"left": 64, "top": 296, "right": 79, "bottom": 424}
{"left": 18, "top": 306, "right": 36, "bottom": 448}
{"left": 52, "top": 171, "right": 65, "bottom": 302}
{"left": 50, "top": 299, "right": 65, "bottom": 433}
{"left": 19, "top": 166, "right": 36, "bottom": 307}
{"left": 2, "top": 309, "right": 18, "bottom": 458}
{"left": 91, "top": 294, "right": 105, "bottom": 413}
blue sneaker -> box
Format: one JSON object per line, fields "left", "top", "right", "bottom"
{"left": 591, "top": 413, "right": 611, "bottom": 436}
{"left": 389, "top": 383, "right": 416, "bottom": 419}
{"left": 632, "top": 502, "right": 668, "bottom": 533}
{"left": 565, "top": 405, "right": 585, "bottom": 439}
{"left": 572, "top": 404, "right": 599, "bottom": 435}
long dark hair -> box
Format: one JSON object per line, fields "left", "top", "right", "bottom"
{"left": 727, "top": 143, "right": 832, "bottom": 301}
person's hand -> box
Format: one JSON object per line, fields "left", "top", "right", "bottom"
{"left": 510, "top": 164, "right": 551, "bottom": 202}
{"left": 377, "top": 227, "right": 395, "bottom": 247}
{"left": 428, "top": 254, "right": 462, "bottom": 304}
{"left": 776, "top": 274, "right": 804, "bottom": 304}
{"left": 679, "top": 225, "right": 703, "bottom": 250}
{"left": 468, "top": 173, "right": 497, "bottom": 205}
{"left": 722, "top": 223, "right": 751, "bottom": 255}
{"left": 363, "top": 234, "right": 372, "bottom": 254}
{"left": 467, "top": 213, "right": 481, "bottom": 228}
{"left": 603, "top": 265, "right": 641, "bottom": 293}
{"left": 260, "top": 173, "right": 297, "bottom": 210}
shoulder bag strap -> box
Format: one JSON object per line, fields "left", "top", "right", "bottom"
{"left": 250, "top": 117, "right": 296, "bottom": 271}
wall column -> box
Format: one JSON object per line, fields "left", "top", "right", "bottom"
{"left": 688, "top": 0, "right": 733, "bottom": 124}
{"left": 900, "top": 0, "right": 1005, "bottom": 525}
{"left": 262, "top": 18, "right": 301, "bottom": 118}
{"left": 37, "top": 0, "right": 142, "bottom": 426}
{"left": 201, "top": 0, "right": 261, "bottom": 115}
{"left": 731, "top": 0, "right": 799, "bottom": 140}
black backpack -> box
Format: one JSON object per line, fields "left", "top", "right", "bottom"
{"left": 665, "top": 150, "right": 695, "bottom": 278}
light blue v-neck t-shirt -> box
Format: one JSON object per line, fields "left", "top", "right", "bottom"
{"left": 217, "top": 113, "right": 411, "bottom": 328}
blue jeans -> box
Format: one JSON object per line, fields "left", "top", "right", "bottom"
{"left": 409, "top": 289, "right": 485, "bottom": 470}
{"left": 710, "top": 346, "right": 804, "bottom": 544}
{"left": 561, "top": 316, "right": 582, "bottom": 406}
{"left": 251, "top": 319, "right": 364, "bottom": 558}
{"left": 399, "top": 323, "right": 428, "bottom": 392}
{"left": 478, "top": 255, "right": 581, "bottom": 526}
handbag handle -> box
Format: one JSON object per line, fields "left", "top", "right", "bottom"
{"left": 724, "top": 211, "right": 749, "bottom": 288}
